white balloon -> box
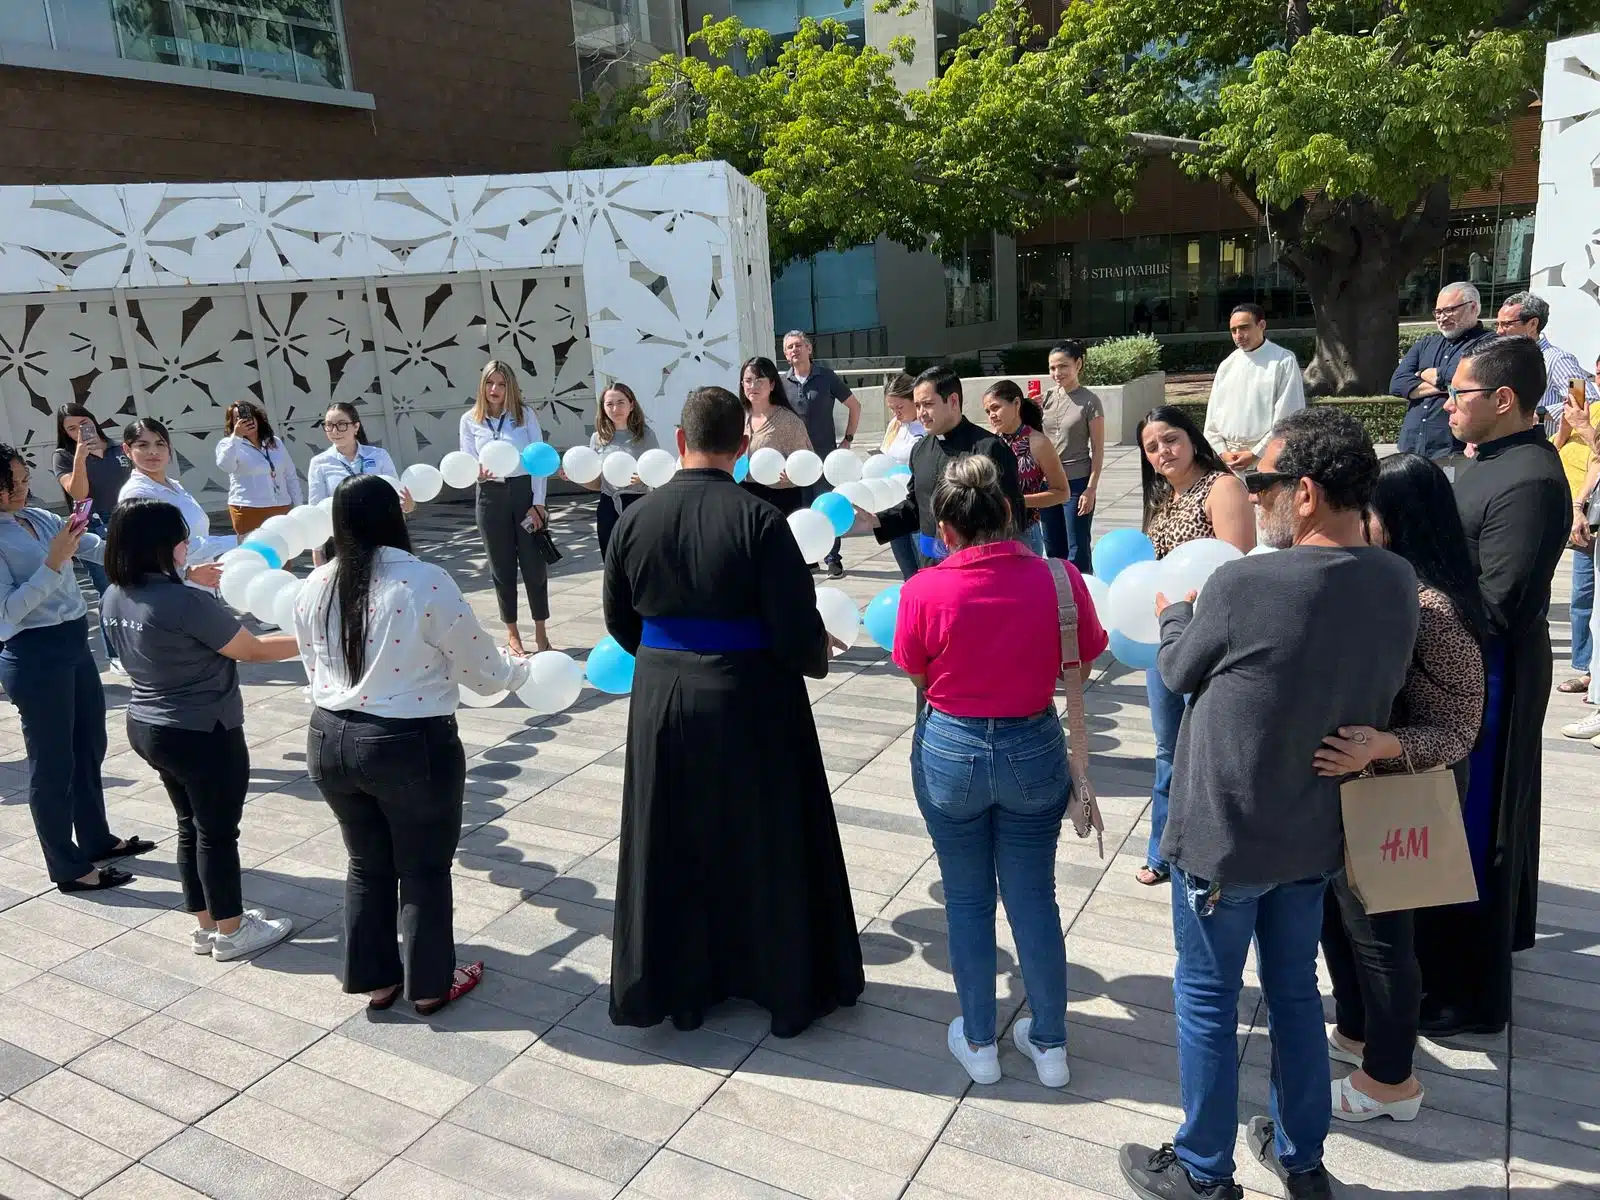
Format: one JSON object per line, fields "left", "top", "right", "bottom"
{"left": 270, "top": 579, "right": 305, "bottom": 632}
{"left": 316, "top": 495, "right": 336, "bottom": 513}
{"left": 219, "top": 558, "right": 267, "bottom": 610}
{"left": 815, "top": 586, "right": 860, "bottom": 646}
{"left": 458, "top": 686, "right": 508, "bottom": 708}
{"left": 439, "top": 450, "right": 480, "bottom": 489}
{"left": 636, "top": 448, "right": 677, "bottom": 489}
{"left": 823, "top": 448, "right": 863, "bottom": 487}
{"left": 258, "top": 515, "right": 307, "bottom": 557}
{"left": 478, "top": 439, "right": 521, "bottom": 479}
{"left": 562, "top": 445, "right": 602, "bottom": 485}
{"left": 244, "top": 568, "right": 298, "bottom": 622}
{"left": 868, "top": 477, "right": 905, "bottom": 512}
{"left": 785, "top": 449, "right": 823, "bottom": 488}
{"left": 863, "top": 454, "right": 898, "bottom": 480}
{"left": 602, "top": 450, "right": 639, "bottom": 490}
{"left": 1107, "top": 559, "right": 1165, "bottom": 644}
{"left": 289, "top": 504, "right": 332, "bottom": 547}
{"left": 401, "top": 462, "right": 444, "bottom": 504}
{"left": 516, "top": 651, "right": 584, "bottom": 714}
{"left": 1247, "top": 543, "right": 1277, "bottom": 556}
{"left": 244, "top": 530, "right": 291, "bottom": 568}
{"left": 1083, "top": 573, "right": 1112, "bottom": 624}
{"left": 1158, "top": 537, "right": 1243, "bottom": 598}
{"left": 788, "top": 508, "right": 836, "bottom": 564}
{"left": 219, "top": 547, "right": 264, "bottom": 570}
{"left": 747, "top": 447, "right": 786, "bottom": 487}
{"left": 835, "top": 481, "right": 874, "bottom": 510}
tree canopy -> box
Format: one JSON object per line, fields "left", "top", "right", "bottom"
{"left": 570, "top": 0, "right": 1595, "bottom": 391}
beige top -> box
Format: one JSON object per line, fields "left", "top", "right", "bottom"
{"left": 1041, "top": 385, "right": 1103, "bottom": 480}
{"left": 748, "top": 405, "right": 813, "bottom": 460}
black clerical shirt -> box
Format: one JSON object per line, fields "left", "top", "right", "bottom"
{"left": 875, "top": 418, "right": 1026, "bottom": 544}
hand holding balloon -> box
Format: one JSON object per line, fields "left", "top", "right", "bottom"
{"left": 1153, "top": 590, "right": 1197, "bottom": 618}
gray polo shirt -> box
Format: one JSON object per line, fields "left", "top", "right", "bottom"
{"left": 782, "top": 362, "right": 853, "bottom": 456}
{"left": 103, "top": 574, "right": 245, "bottom": 731}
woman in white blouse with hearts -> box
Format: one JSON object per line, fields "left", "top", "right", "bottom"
{"left": 294, "top": 474, "right": 528, "bottom": 1016}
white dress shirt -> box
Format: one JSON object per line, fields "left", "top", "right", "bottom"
{"left": 459, "top": 408, "right": 548, "bottom": 506}
{"left": 1203, "top": 340, "right": 1306, "bottom": 457}
{"left": 294, "top": 547, "right": 530, "bottom": 718}
{"left": 882, "top": 419, "right": 925, "bottom": 463}
{"left": 215, "top": 436, "right": 303, "bottom": 508}
{"left": 117, "top": 471, "right": 233, "bottom": 568}
{"left": 306, "top": 444, "right": 400, "bottom": 504}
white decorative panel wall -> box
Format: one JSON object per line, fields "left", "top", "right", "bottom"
{"left": 0, "top": 163, "right": 773, "bottom": 507}
{"left": 1532, "top": 33, "right": 1600, "bottom": 369}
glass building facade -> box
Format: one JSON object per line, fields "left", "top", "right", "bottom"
{"left": 1018, "top": 205, "right": 1535, "bottom": 341}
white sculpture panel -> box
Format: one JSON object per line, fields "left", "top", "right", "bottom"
{"left": 0, "top": 162, "right": 773, "bottom": 507}
{"left": 1533, "top": 33, "right": 1600, "bottom": 369}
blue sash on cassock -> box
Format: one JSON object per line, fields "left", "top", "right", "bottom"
{"left": 917, "top": 534, "right": 950, "bottom": 562}
{"left": 1462, "top": 637, "right": 1506, "bottom": 900}
{"left": 639, "top": 616, "right": 770, "bottom": 652}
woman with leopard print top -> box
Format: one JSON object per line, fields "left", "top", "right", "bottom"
{"left": 1312, "top": 453, "right": 1487, "bottom": 1125}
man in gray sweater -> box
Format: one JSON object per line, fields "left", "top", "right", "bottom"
{"left": 1120, "top": 408, "right": 1418, "bottom": 1200}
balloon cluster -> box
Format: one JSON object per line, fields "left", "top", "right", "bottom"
{"left": 814, "top": 582, "right": 901, "bottom": 653}
{"left": 558, "top": 444, "right": 679, "bottom": 491}
{"left": 783, "top": 450, "right": 910, "bottom": 565}
{"left": 1090, "top": 529, "right": 1247, "bottom": 669}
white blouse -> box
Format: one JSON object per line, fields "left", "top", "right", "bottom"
{"left": 294, "top": 547, "right": 530, "bottom": 718}
{"left": 117, "top": 471, "right": 232, "bottom": 566}
{"left": 306, "top": 444, "right": 400, "bottom": 504}
{"left": 215, "top": 436, "right": 303, "bottom": 508}
{"left": 458, "top": 408, "right": 547, "bottom": 506}
{"left": 883, "top": 420, "right": 925, "bottom": 463}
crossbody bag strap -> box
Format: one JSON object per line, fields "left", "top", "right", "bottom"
{"left": 1047, "top": 558, "right": 1105, "bottom": 857}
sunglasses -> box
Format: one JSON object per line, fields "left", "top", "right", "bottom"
{"left": 1242, "top": 470, "right": 1304, "bottom": 495}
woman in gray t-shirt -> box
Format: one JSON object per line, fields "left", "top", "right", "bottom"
{"left": 574, "top": 383, "right": 660, "bottom": 555}
{"left": 103, "top": 499, "right": 303, "bottom": 964}
{"left": 1038, "top": 341, "right": 1104, "bottom": 574}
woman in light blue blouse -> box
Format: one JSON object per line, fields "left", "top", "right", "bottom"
{"left": 0, "top": 443, "right": 153, "bottom": 892}
{"left": 306, "top": 402, "right": 410, "bottom": 564}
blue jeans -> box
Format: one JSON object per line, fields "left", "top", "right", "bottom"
{"left": 912, "top": 707, "right": 1070, "bottom": 1048}
{"left": 1023, "top": 521, "right": 1046, "bottom": 556}
{"left": 1039, "top": 476, "right": 1094, "bottom": 574}
{"left": 74, "top": 514, "right": 113, "bottom": 661}
{"left": 1572, "top": 545, "right": 1594, "bottom": 673}
{"left": 1145, "top": 669, "right": 1187, "bottom": 872}
{"left": 1172, "top": 868, "right": 1330, "bottom": 1185}
{"left": 889, "top": 532, "right": 921, "bottom": 580}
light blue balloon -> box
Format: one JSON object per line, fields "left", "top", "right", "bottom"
{"left": 886, "top": 463, "right": 911, "bottom": 479}
{"left": 733, "top": 455, "right": 749, "bottom": 483}
{"left": 585, "top": 635, "right": 635, "bottom": 695}
{"left": 863, "top": 584, "right": 902, "bottom": 652}
{"left": 1092, "top": 528, "right": 1156, "bottom": 583}
{"left": 1108, "top": 630, "right": 1159, "bottom": 671}
{"left": 237, "top": 539, "right": 282, "bottom": 570}
{"left": 812, "top": 491, "right": 854, "bottom": 537}
{"left": 521, "top": 441, "right": 560, "bottom": 477}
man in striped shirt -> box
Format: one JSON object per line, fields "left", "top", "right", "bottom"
{"left": 1495, "top": 291, "right": 1598, "bottom": 436}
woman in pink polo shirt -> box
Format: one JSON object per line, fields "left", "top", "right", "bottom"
{"left": 893, "top": 455, "right": 1107, "bottom": 1090}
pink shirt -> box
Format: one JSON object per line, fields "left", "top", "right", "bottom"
{"left": 893, "top": 542, "right": 1108, "bottom": 718}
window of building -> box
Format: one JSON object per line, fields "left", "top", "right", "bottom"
{"left": 2, "top": 0, "right": 358, "bottom": 94}
{"left": 573, "top": 0, "right": 685, "bottom": 96}
{"left": 944, "top": 235, "right": 995, "bottom": 327}
{"left": 1018, "top": 243, "right": 1072, "bottom": 340}
{"left": 933, "top": 0, "right": 986, "bottom": 74}
{"left": 773, "top": 245, "right": 881, "bottom": 340}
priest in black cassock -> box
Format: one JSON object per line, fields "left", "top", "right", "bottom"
{"left": 1429, "top": 335, "right": 1569, "bottom": 1036}
{"left": 603, "top": 384, "right": 865, "bottom": 1038}
{"left": 857, "top": 365, "right": 1025, "bottom": 566}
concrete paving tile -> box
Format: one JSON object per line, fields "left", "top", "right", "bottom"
{"left": 69, "top": 1041, "right": 234, "bottom": 1124}
{"left": 622, "top": 1149, "right": 805, "bottom": 1199}
{"left": 668, "top": 1110, "right": 906, "bottom": 1200}
{"left": 4, "top": 973, "right": 151, "bottom": 1037}
{"left": 351, "top": 1158, "right": 504, "bottom": 1200}
{"left": 0, "top": 917, "right": 83, "bottom": 969}
{"left": 490, "top": 1053, "right": 694, "bottom": 1144}
{"left": 402, "top": 1122, "right": 617, "bottom": 1200}
{"left": 449, "top": 1085, "right": 655, "bottom": 1184}
{"left": 159, "top": 989, "right": 324, "bottom": 1059}
{"left": 559, "top": 994, "right": 754, "bottom": 1074}
{"left": 0, "top": 1159, "right": 74, "bottom": 1200}
{"left": 52, "top": 950, "right": 195, "bottom": 1011}
{"left": 336, "top": 1007, "right": 523, "bottom": 1084}
{"left": 142, "top": 1128, "right": 340, "bottom": 1200}
{"left": 0, "top": 1039, "right": 54, "bottom": 1099}
{"left": 116, "top": 1013, "right": 278, "bottom": 1089}
{"left": 734, "top": 1045, "right": 955, "bottom": 1139}
{"left": 245, "top": 1061, "right": 432, "bottom": 1155}
{"left": 704, "top": 1075, "right": 930, "bottom": 1175}
{"left": 0, "top": 1098, "right": 132, "bottom": 1196}
{"left": 293, "top": 1032, "right": 477, "bottom": 1118}
{"left": 524, "top": 1024, "right": 727, "bottom": 1108}
{"left": 0, "top": 1001, "right": 103, "bottom": 1065}
{"left": 206, "top": 953, "right": 367, "bottom": 1028}
{"left": 0, "top": 898, "right": 127, "bottom": 949}
{"left": 14, "top": 1069, "right": 183, "bottom": 1158}
{"left": 199, "top": 1093, "right": 391, "bottom": 1194}
{"left": 914, "top": 1144, "right": 1112, "bottom": 1200}
{"left": 85, "top": 1164, "right": 211, "bottom": 1200}
{"left": 766, "top": 1022, "right": 972, "bottom": 1098}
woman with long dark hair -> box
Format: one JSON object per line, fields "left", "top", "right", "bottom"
{"left": 740, "top": 355, "right": 812, "bottom": 516}
{"left": 294, "top": 475, "right": 529, "bottom": 1015}
{"left": 1312, "top": 452, "right": 1486, "bottom": 1123}
{"left": 0, "top": 443, "right": 150, "bottom": 893}
{"left": 982, "top": 380, "right": 1069, "bottom": 556}
{"left": 103, "top": 499, "right": 300, "bottom": 960}
{"left": 54, "top": 403, "right": 131, "bottom": 667}
{"left": 216, "top": 400, "right": 302, "bottom": 537}
{"left": 1134, "top": 405, "right": 1254, "bottom": 887}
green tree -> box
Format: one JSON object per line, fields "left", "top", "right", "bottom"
{"left": 570, "top": 0, "right": 1591, "bottom": 393}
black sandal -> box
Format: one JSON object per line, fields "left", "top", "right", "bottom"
{"left": 105, "top": 836, "right": 157, "bottom": 859}
{"left": 1135, "top": 865, "right": 1170, "bottom": 886}
{"left": 58, "top": 865, "right": 134, "bottom": 893}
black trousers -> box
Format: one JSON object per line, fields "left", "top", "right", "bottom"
{"left": 307, "top": 707, "right": 465, "bottom": 1000}
{"left": 596, "top": 491, "right": 642, "bottom": 557}
{"left": 0, "top": 618, "right": 115, "bottom": 883}
{"left": 1320, "top": 869, "right": 1421, "bottom": 1084}
{"left": 475, "top": 475, "right": 549, "bottom": 625}
{"left": 127, "top": 719, "right": 248, "bottom": 920}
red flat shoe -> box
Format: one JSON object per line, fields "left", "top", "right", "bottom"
{"left": 414, "top": 961, "right": 483, "bottom": 1016}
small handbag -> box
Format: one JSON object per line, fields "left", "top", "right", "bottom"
{"left": 1584, "top": 488, "right": 1600, "bottom": 532}
{"left": 531, "top": 527, "right": 562, "bottom": 566}
{"left": 1045, "top": 559, "right": 1106, "bottom": 857}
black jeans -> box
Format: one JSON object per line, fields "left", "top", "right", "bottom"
{"left": 0, "top": 618, "right": 115, "bottom": 882}
{"left": 596, "top": 491, "right": 642, "bottom": 557}
{"left": 475, "top": 475, "right": 550, "bottom": 625}
{"left": 307, "top": 707, "right": 466, "bottom": 1000}
{"left": 127, "top": 719, "right": 248, "bottom": 920}
{"left": 1320, "top": 869, "right": 1421, "bottom": 1084}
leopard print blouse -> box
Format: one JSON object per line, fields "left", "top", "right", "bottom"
{"left": 1373, "top": 585, "right": 1485, "bottom": 774}
{"left": 1147, "top": 470, "right": 1225, "bottom": 559}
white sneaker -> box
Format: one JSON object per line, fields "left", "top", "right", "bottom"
{"left": 191, "top": 909, "right": 266, "bottom": 954}
{"left": 947, "top": 1016, "right": 1000, "bottom": 1085}
{"left": 1561, "top": 711, "right": 1600, "bottom": 739}
{"left": 211, "top": 912, "right": 293, "bottom": 962}
{"left": 1012, "top": 1017, "right": 1070, "bottom": 1088}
